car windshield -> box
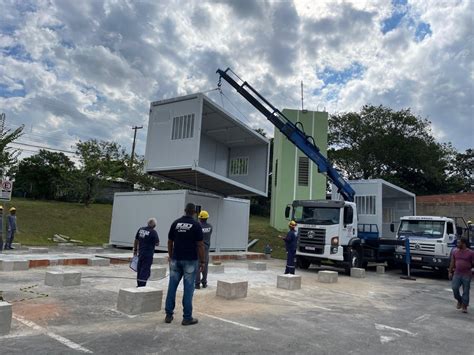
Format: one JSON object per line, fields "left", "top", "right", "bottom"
{"left": 398, "top": 220, "right": 444, "bottom": 238}
{"left": 293, "top": 206, "right": 340, "bottom": 225}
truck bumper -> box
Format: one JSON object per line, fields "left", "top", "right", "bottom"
{"left": 297, "top": 246, "right": 344, "bottom": 262}
{"left": 394, "top": 252, "right": 450, "bottom": 269}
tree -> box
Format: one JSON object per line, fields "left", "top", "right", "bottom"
{"left": 14, "top": 150, "right": 78, "bottom": 200}
{"left": 0, "top": 117, "right": 24, "bottom": 177}
{"left": 128, "top": 155, "right": 181, "bottom": 191}
{"left": 328, "top": 105, "right": 453, "bottom": 195}
{"left": 76, "top": 140, "right": 129, "bottom": 206}
{"left": 446, "top": 148, "right": 474, "bottom": 192}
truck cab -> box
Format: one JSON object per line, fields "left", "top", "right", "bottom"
{"left": 287, "top": 200, "right": 361, "bottom": 273}
{"left": 394, "top": 216, "right": 460, "bottom": 276}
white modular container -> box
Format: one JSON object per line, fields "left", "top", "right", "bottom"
{"left": 144, "top": 93, "right": 270, "bottom": 197}
{"left": 109, "top": 190, "right": 250, "bottom": 251}
{"left": 332, "top": 179, "right": 416, "bottom": 239}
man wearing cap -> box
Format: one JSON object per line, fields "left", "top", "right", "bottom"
{"left": 0, "top": 206, "right": 3, "bottom": 252}
{"left": 133, "top": 218, "right": 159, "bottom": 287}
{"left": 279, "top": 221, "right": 298, "bottom": 274}
{"left": 4, "top": 207, "right": 17, "bottom": 250}
{"left": 195, "top": 210, "right": 213, "bottom": 289}
{"left": 165, "top": 203, "right": 204, "bottom": 326}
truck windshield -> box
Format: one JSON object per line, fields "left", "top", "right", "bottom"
{"left": 293, "top": 206, "right": 340, "bottom": 225}
{"left": 399, "top": 220, "right": 445, "bottom": 238}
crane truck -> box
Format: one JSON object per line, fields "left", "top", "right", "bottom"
{"left": 216, "top": 68, "right": 406, "bottom": 274}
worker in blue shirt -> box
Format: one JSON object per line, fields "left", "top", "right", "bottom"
{"left": 279, "top": 221, "right": 298, "bottom": 274}
{"left": 195, "top": 210, "right": 213, "bottom": 289}
{"left": 133, "top": 218, "right": 159, "bottom": 287}
{"left": 4, "top": 207, "right": 17, "bottom": 250}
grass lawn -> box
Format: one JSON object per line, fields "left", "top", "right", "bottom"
{"left": 2, "top": 198, "right": 286, "bottom": 258}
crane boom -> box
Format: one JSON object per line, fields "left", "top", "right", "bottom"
{"left": 216, "top": 67, "right": 355, "bottom": 202}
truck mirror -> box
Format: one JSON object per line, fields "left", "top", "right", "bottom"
{"left": 390, "top": 224, "right": 394, "bottom": 233}
{"left": 343, "top": 206, "right": 353, "bottom": 225}
{"left": 285, "top": 206, "right": 291, "bottom": 219}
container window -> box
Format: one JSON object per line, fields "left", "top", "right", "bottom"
{"left": 355, "top": 195, "right": 376, "bottom": 215}
{"left": 229, "top": 157, "right": 249, "bottom": 176}
{"left": 171, "top": 113, "right": 195, "bottom": 140}
{"left": 274, "top": 159, "right": 278, "bottom": 187}
{"left": 298, "top": 157, "right": 309, "bottom": 186}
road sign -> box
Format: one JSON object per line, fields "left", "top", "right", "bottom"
{"left": 0, "top": 179, "right": 13, "bottom": 201}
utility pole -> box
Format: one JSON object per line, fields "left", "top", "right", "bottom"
{"left": 300, "top": 81, "right": 304, "bottom": 111}
{"left": 130, "top": 125, "right": 143, "bottom": 169}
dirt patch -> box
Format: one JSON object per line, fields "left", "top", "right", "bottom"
{"left": 12, "top": 299, "right": 69, "bottom": 326}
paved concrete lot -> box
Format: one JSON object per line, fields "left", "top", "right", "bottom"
{"left": 0, "top": 259, "right": 472, "bottom": 355}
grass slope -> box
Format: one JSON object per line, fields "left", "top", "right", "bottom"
{"left": 3, "top": 198, "right": 287, "bottom": 259}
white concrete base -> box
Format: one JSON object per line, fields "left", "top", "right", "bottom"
{"left": 350, "top": 268, "right": 366, "bottom": 278}
{"left": 277, "top": 274, "right": 301, "bottom": 290}
{"left": 0, "top": 301, "right": 12, "bottom": 335}
{"left": 0, "top": 260, "right": 29, "bottom": 271}
{"left": 318, "top": 270, "right": 338, "bottom": 283}
{"left": 216, "top": 280, "right": 248, "bottom": 299}
{"left": 117, "top": 287, "right": 163, "bottom": 315}
{"left": 87, "top": 257, "right": 110, "bottom": 267}
{"left": 248, "top": 262, "right": 267, "bottom": 271}
{"left": 208, "top": 264, "right": 225, "bottom": 274}
{"left": 29, "top": 247, "right": 49, "bottom": 254}
{"left": 45, "top": 270, "right": 81, "bottom": 286}
{"left": 376, "top": 265, "right": 385, "bottom": 274}
{"left": 153, "top": 256, "right": 168, "bottom": 265}
{"left": 149, "top": 266, "right": 167, "bottom": 280}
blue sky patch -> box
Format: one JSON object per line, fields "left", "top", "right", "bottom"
{"left": 318, "top": 62, "right": 365, "bottom": 86}
{"left": 0, "top": 83, "right": 27, "bottom": 98}
{"left": 415, "top": 22, "right": 432, "bottom": 42}
{"left": 3, "top": 44, "right": 32, "bottom": 62}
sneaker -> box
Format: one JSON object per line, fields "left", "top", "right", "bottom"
{"left": 461, "top": 305, "right": 468, "bottom": 313}
{"left": 202, "top": 283, "right": 207, "bottom": 289}
{"left": 195, "top": 284, "right": 201, "bottom": 289}
{"left": 165, "top": 315, "right": 174, "bottom": 323}
{"left": 182, "top": 318, "right": 198, "bottom": 326}
{"left": 456, "top": 302, "right": 462, "bottom": 309}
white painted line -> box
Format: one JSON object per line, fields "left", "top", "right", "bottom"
{"left": 380, "top": 335, "right": 398, "bottom": 344}
{"left": 375, "top": 323, "right": 417, "bottom": 336}
{"left": 412, "top": 314, "right": 431, "bottom": 323}
{"left": 12, "top": 314, "right": 93, "bottom": 353}
{"left": 197, "top": 312, "right": 261, "bottom": 331}
{"left": 267, "top": 295, "right": 332, "bottom": 311}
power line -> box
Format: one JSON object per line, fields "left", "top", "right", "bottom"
{"left": 9, "top": 141, "right": 78, "bottom": 155}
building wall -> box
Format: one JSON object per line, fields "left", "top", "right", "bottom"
{"left": 270, "top": 109, "right": 328, "bottom": 230}
{"left": 416, "top": 193, "right": 474, "bottom": 223}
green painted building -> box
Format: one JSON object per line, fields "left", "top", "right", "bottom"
{"left": 270, "top": 109, "right": 328, "bottom": 230}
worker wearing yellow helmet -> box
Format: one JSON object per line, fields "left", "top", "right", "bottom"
{"left": 279, "top": 221, "right": 298, "bottom": 274}
{"left": 4, "top": 206, "right": 17, "bottom": 250}
{"left": 195, "top": 210, "right": 213, "bottom": 289}
{"left": 0, "top": 205, "right": 3, "bottom": 252}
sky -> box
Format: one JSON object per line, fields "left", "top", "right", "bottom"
{"left": 0, "top": 0, "right": 473, "bottom": 160}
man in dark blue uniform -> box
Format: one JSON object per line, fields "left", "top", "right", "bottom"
{"left": 165, "top": 203, "right": 204, "bottom": 326}
{"left": 133, "top": 218, "right": 159, "bottom": 287}
{"left": 195, "top": 210, "right": 213, "bottom": 289}
{"left": 279, "top": 221, "right": 297, "bottom": 274}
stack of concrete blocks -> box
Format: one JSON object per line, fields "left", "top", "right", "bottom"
{"left": 0, "top": 260, "right": 29, "bottom": 271}
{"left": 376, "top": 265, "right": 385, "bottom": 274}
{"left": 208, "top": 264, "right": 225, "bottom": 274}
{"left": 117, "top": 287, "right": 163, "bottom": 315}
{"left": 45, "top": 270, "right": 82, "bottom": 286}
{"left": 150, "top": 266, "right": 167, "bottom": 281}
{"left": 29, "top": 247, "right": 49, "bottom": 254}
{"left": 318, "top": 270, "right": 338, "bottom": 283}
{"left": 248, "top": 262, "right": 267, "bottom": 271}
{"left": 0, "top": 302, "right": 12, "bottom": 335}
{"left": 277, "top": 274, "right": 302, "bottom": 290}
{"left": 216, "top": 281, "right": 248, "bottom": 299}
{"left": 350, "top": 268, "right": 366, "bottom": 278}
{"left": 87, "top": 257, "right": 110, "bottom": 267}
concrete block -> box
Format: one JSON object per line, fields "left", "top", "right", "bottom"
{"left": 0, "top": 302, "right": 12, "bottom": 335}
{"left": 149, "top": 266, "right": 167, "bottom": 280}
{"left": 45, "top": 270, "right": 81, "bottom": 286}
{"left": 29, "top": 247, "right": 49, "bottom": 254}
{"left": 248, "top": 262, "right": 267, "bottom": 271}
{"left": 350, "top": 268, "right": 366, "bottom": 278}
{"left": 117, "top": 287, "right": 163, "bottom": 315}
{"left": 216, "top": 280, "right": 248, "bottom": 299}
{"left": 277, "top": 274, "right": 302, "bottom": 290}
{"left": 153, "top": 256, "right": 168, "bottom": 265}
{"left": 87, "top": 257, "right": 110, "bottom": 267}
{"left": 208, "top": 264, "right": 225, "bottom": 274}
{"left": 236, "top": 254, "right": 247, "bottom": 260}
{"left": 318, "top": 270, "right": 338, "bottom": 283}
{"left": 11, "top": 243, "right": 22, "bottom": 249}
{"left": 102, "top": 243, "right": 114, "bottom": 249}
{"left": 264, "top": 254, "right": 271, "bottom": 260}
{"left": 376, "top": 265, "right": 385, "bottom": 274}
{"left": 58, "top": 243, "right": 76, "bottom": 248}
{"left": 0, "top": 260, "right": 29, "bottom": 271}
{"left": 87, "top": 247, "right": 105, "bottom": 253}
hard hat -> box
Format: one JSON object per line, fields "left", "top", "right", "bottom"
{"left": 198, "top": 210, "right": 209, "bottom": 219}
{"left": 289, "top": 221, "right": 297, "bottom": 227}
{"left": 9, "top": 207, "right": 16, "bottom": 212}
{"left": 0, "top": 205, "right": 3, "bottom": 210}
{"left": 468, "top": 220, "right": 472, "bottom": 224}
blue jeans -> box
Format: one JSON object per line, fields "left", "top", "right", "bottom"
{"left": 452, "top": 274, "right": 471, "bottom": 306}
{"left": 165, "top": 259, "right": 198, "bottom": 320}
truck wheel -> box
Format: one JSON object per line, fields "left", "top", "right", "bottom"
{"left": 344, "top": 248, "right": 361, "bottom": 275}
{"left": 297, "top": 257, "right": 311, "bottom": 269}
